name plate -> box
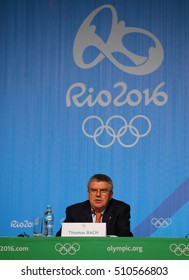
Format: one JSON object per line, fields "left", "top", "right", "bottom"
{"left": 61, "top": 222, "right": 106, "bottom": 237}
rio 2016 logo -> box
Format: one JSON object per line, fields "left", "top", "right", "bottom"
{"left": 73, "top": 4, "right": 164, "bottom": 75}
{"left": 66, "top": 4, "right": 167, "bottom": 148}
{"left": 11, "top": 220, "right": 33, "bottom": 228}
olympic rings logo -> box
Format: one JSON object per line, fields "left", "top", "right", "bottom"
{"left": 169, "top": 244, "right": 189, "bottom": 256}
{"left": 55, "top": 243, "right": 80, "bottom": 255}
{"left": 82, "top": 115, "right": 151, "bottom": 148}
{"left": 151, "top": 218, "right": 172, "bottom": 228}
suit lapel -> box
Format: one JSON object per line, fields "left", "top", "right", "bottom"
{"left": 102, "top": 208, "right": 113, "bottom": 223}
{"left": 102, "top": 199, "right": 114, "bottom": 223}
{"left": 81, "top": 201, "right": 93, "bottom": 222}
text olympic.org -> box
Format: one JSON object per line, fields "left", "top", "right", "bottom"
{"left": 107, "top": 245, "right": 143, "bottom": 253}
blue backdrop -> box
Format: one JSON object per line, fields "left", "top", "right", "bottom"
{"left": 0, "top": 0, "right": 189, "bottom": 237}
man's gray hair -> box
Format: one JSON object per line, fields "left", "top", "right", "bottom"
{"left": 87, "top": 174, "right": 113, "bottom": 192}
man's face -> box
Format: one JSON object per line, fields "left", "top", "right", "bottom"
{"left": 88, "top": 181, "right": 113, "bottom": 212}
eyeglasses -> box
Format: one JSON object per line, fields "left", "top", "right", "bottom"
{"left": 88, "top": 188, "right": 112, "bottom": 196}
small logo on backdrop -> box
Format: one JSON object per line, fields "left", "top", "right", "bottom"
{"left": 73, "top": 4, "right": 164, "bottom": 75}
{"left": 82, "top": 115, "right": 151, "bottom": 148}
{"left": 11, "top": 220, "right": 33, "bottom": 228}
{"left": 169, "top": 244, "right": 189, "bottom": 257}
{"left": 55, "top": 243, "right": 80, "bottom": 256}
{"left": 151, "top": 218, "right": 172, "bottom": 228}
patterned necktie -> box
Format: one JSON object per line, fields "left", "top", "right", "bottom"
{"left": 95, "top": 212, "right": 102, "bottom": 223}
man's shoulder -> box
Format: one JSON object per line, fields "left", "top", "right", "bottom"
{"left": 110, "top": 198, "right": 130, "bottom": 209}
{"left": 66, "top": 200, "right": 90, "bottom": 210}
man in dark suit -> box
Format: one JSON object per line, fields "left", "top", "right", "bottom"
{"left": 56, "top": 174, "right": 133, "bottom": 237}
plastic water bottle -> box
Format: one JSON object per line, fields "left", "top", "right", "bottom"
{"left": 44, "top": 205, "right": 54, "bottom": 237}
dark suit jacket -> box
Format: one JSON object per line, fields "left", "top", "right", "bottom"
{"left": 56, "top": 198, "right": 133, "bottom": 237}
